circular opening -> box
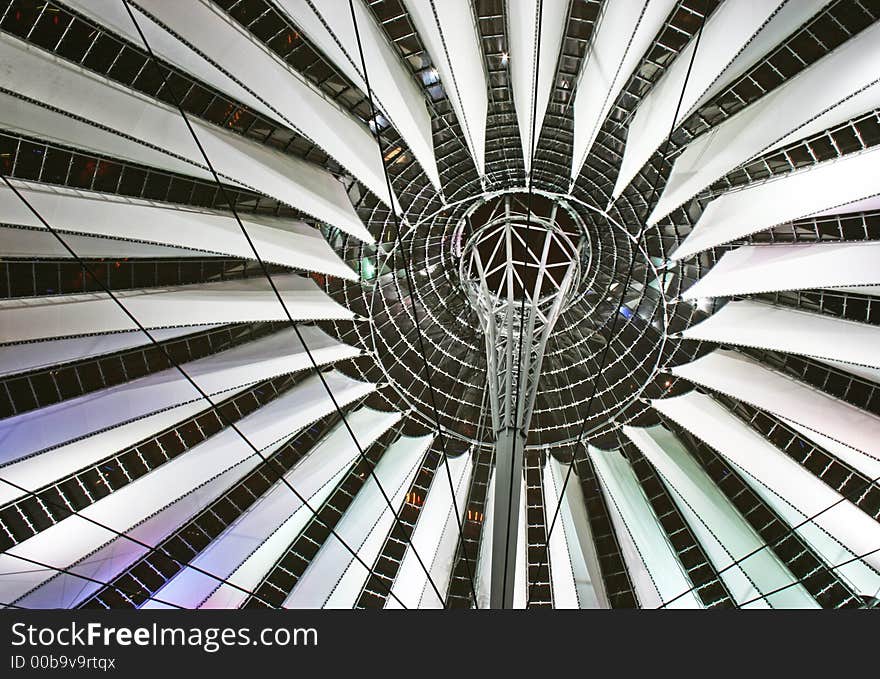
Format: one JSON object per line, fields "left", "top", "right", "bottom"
{"left": 334, "top": 188, "right": 693, "bottom": 450}
{"left": 458, "top": 192, "right": 583, "bottom": 305}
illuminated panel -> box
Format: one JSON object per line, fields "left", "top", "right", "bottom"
{"left": 670, "top": 350, "right": 880, "bottom": 463}
{"left": 0, "top": 36, "right": 372, "bottom": 242}
{"left": 670, "top": 146, "right": 880, "bottom": 259}
{"left": 0, "top": 332, "right": 362, "bottom": 463}
{"left": 144, "top": 408, "right": 401, "bottom": 609}
{"left": 0, "top": 225, "right": 200, "bottom": 260}
{"left": 387, "top": 449, "right": 471, "bottom": 609}
{"left": 650, "top": 20, "right": 880, "bottom": 224}
{"left": 628, "top": 417, "right": 816, "bottom": 608}
{"left": 546, "top": 456, "right": 606, "bottom": 609}
{"left": 0, "top": 383, "right": 339, "bottom": 605}
{"left": 653, "top": 391, "right": 880, "bottom": 584}
{"left": 593, "top": 439, "right": 703, "bottom": 608}
{"left": 507, "top": 0, "right": 569, "bottom": 175}
{"left": 404, "top": 0, "right": 487, "bottom": 175}
{"left": 283, "top": 433, "right": 427, "bottom": 608}
{"left": 681, "top": 300, "right": 880, "bottom": 369}
{"left": 0, "top": 275, "right": 352, "bottom": 344}
{"left": 0, "top": 326, "right": 220, "bottom": 377}
{"left": 614, "top": 0, "right": 824, "bottom": 199}
{"left": 571, "top": 0, "right": 677, "bottom": 185}
{"left": 0, "top": 182, "right": 356, "bottom": 279}
{"left": 682, "top": 242, "right": 880, "bottom": 299}
{"left": 274, "top": 0, "right": 440, "bottom": 190}
{"left": 474, "top": 470, "right": 495, "bottom": 609}
{"left": 64, "top": 0, "right": 393, "bottom": 208}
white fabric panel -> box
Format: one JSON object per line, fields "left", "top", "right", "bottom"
{"left": 743, "top": 412, "right": 880, "bottom": 596}
{"left": 106, "top": 0, "right": 392, "bottom": 207}
{"left": 0, "top": 369, "right": 369, "bottom": 511}
{"left": 725, "top": 454, "right": 880, "bottom": 599}
{"left": 671, "top": 146, "right": 880, "bottom": 259}
{"left": 403, "top": 0, "right": 487, "bottom": 175}
{"left": 681, "top": 299, "right": 880, "bottom": 369}
{"left": 614, "top": 0, "right": 824, "bottom": 199}
{"left": 0, "top": 91, "right": 203, "bottom": 180}
{"left": 816, "top": 358, "right": 880, "bottom": 385}
{"left": 0, "top": 330, "right": 364, "bottom": 463}
{"left": 0, "top": 274, "right": 352, "bottom": 344}
{"left": 547, "top": 456, "right": 606, "bottom": 608}
{"left": 0, "top": 225, "right": 199, "bottom": 260}
{"left": 593, "top": 439, "right": 703, "bottom": 608}
{"left": 0, "top": 398, "right": 221, "bottom": 507}
{"left": 16, "top": 460, "right": 248, "bottom": 609}
{"left": 200, "top": 463, "right": 348, "bottom": 609}
{"left": 506, "top": 0, "right": 569, "bottom": 175}
{"left": 683, "top": 242, "right": 880, "bottom": 299}
{"left": 474, "top": 470, "right": 495, "bottom": 609}
{"left": 0, "top": 326, "right": 219, "bottom": 378}
{"left": 652, "top": 391, "right": 880, "bottom": 580}
{"left": 283, "top": 433, "right": 426, "bottom": 609}
{"left": 198, "top": 408, "right": 403, "bottom": 609}
{"left": 472, "top": 473, "right": 538, "bottom": 609}
{"left": 631, "top": 420, "right": 816, "bottom": 608}
{"left": 275, "top": 0, "right": 440, "bottom": 191}
{"left": 319, "top": 433, "right": 427, "bottom": 609}
{"left": 386, "top": 447, "right": 469, "bottom": 609}
{"left": 570, "top": 0, "right": 678, "bottom": 185}
{"left": 670, "top": 349, "right": 880, "bottom": 463}
{"left": 600, "top": 462, "right": 659, "bottom": 608}
{"left": 0, "top": 381, "right": 327, "bottom": 604}
{"left": 650, "top": 21, "right": 880, "bottom": 224}
{"left": 812, "top": 194, "right": 880, "bottom": 218}
{"left": 764, "top": 77, "right": 880, "bottom": 158}
{"left": 385, "top": 448, "right": 464, "bottom": 609}
{"left": 829, "top": 286, "right": 880, "bottom": 298}
{"left": 0, "top": 182, "right": 356, "bottom": 279}
{"left": 145, "top": 407, "right": 402, "bottom": 609}
{"left": 136, "top": 0, "right": 391, "bottom": 205}
{"left": 778, "top": 417, "right": 880, "bottom": 496}
{"left": 62, "top": 0, "right": 274, "bottom": 120}
{"left": 0, "top": 37, "right": 372, "bottom": 242}
{"left": 541, "top": 456, "right": 580, "bottom": 609}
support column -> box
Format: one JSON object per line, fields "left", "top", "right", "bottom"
{"left": 490, "top": 427, "right": 526, "bottom": 609}
{"left": 457, "top": 192, "right": 581, "bottom": 609}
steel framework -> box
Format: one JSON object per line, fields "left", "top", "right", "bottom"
{"left": 458, "top": 194, "right": 581, "bottom": 607}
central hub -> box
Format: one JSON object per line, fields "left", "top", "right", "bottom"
{"left": 452, "top": 191, "right": 586, "bottom": 609}
{"left": 457, "top": 192, "right": 583, "bottom": 308}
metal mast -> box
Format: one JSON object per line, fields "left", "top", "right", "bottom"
{"left": 459, "top": 195, "right": 581, "bottom": 608}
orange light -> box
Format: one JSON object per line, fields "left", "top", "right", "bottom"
{"left": 383, "top": 146, "right": 403, "bottom": 162}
